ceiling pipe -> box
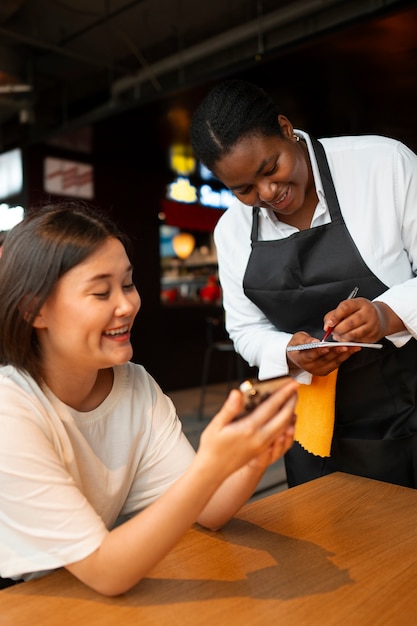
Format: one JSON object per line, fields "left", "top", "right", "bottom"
{"left": 8, "top": 0, "right": 403, "bottom": 143}
{"left": 111, "top": 0, "right": 347, "bottom": 98}
{"left": 112, "top": 0, "right": 402, "bottom": 99}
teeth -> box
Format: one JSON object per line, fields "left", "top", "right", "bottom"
{"left": 104, "top": 326, "right": 128, "bottom": 336}
{"left": 277, "top": 188, "right": 288, "bottom": 203}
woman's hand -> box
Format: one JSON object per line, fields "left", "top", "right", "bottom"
{"left": 286, "top": 331, "right": 360, "bottom": 376}
{"left": 195, "top": 380, "right": 297, "bottom": 530}
{"left": 197, "top": 379, "right": 298, "bottom": 481}
{"left": 324, "top": 297, "right": 405, "bottom": 342}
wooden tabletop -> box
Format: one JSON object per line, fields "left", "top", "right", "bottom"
{"left": 1, "top": 472, "right": 416, "bottom": 625}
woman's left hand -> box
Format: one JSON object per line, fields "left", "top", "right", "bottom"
{"left": 286, "top": 331, "right": 360, "bottom": 376}
{"left": 245, "top": 411, "right": 296, "bottom": 470}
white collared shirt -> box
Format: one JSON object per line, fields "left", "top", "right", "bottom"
{"left": 214, "top": 132, "right": 417, "bottom": 381}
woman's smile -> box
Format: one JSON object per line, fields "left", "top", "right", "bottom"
{"left": 265, "top": 184, "right": 293, "bottom": 212}
{"left": 103, "top": 325, "right": 131, "bottom": 341}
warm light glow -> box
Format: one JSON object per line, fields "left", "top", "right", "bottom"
{"left": 170, "top": 144, "right": 196, "bottom": 176}
{"left": 172, "top": 232, "right": 195, "bottom": 260}
{"left": 167, "top": 176, "right": 198, "bottom": 203}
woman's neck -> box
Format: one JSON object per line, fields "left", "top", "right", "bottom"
{"left": 43, "top": 367, "right": 114, "bottom": 412}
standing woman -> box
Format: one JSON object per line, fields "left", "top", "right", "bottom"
{"left": 190, "top": 79, "right": 417, "bottom": 489}
{"left": 0, "top": 202, "right": 298, "bottom": 595}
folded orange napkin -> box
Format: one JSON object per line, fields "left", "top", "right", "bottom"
{"left": 294, "top": 369, "right": 338, "bottom": 457}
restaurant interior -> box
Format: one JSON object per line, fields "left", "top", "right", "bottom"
{"left": 0, "top": 0, "right": 416, "bottom": 397}
{"left": 2, "top": 2, "right": 417, "bottom": 617}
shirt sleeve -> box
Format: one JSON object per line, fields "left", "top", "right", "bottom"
{"left": 214, "top": 206, "right": 294, "bottom": 380}
{"left": 0, "top": 380, "right": 108, "bottom": 580}
{"left": 372, "top": 141, "right": 417, "bottom": 344}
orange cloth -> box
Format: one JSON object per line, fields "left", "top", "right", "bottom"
{"left": 294, "top": 369, "right": 338, "bottom": 458}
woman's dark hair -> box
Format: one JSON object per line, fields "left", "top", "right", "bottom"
{"left": 0, "top": 201, "right": 132, "bottom": 382}
{"left": 190, "top": 79, "right": 283, "bottom": 171}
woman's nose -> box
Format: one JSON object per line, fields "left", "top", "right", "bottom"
{"left": 115, "top": 290, "right": 140, "bottom": 316}
{"left": 258, "top": 180, "right": 277, "bottom": 203}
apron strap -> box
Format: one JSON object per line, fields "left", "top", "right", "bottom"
{"left": 310, "top": 137, "right": 343, "bottom": 223}
{"left": 250, "top": 206, "right": 260, "bottom": 242}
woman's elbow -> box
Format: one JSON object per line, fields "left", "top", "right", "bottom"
{"left": 66, "top": 555, "right": 143, "bottom": 597}
{"left": 196, "top": 511, "right": 231, "bottom": 532}
{"left": 66, "top": 566, "right": 144, "bottom": 596}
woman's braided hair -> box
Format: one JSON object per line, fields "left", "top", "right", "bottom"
{"left": 190, "top": 79, "right": 283, "bottom": 171}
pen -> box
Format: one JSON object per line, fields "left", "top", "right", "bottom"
{"left": 321, "top": 287, "right": 359, "bottom": 342}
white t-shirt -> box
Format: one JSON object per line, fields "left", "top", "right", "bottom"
{"left": 214, "top": 133, "right": 417, "bottom": 381}
{"left": 0, "top": 362, "right": 196, "bottom": 580}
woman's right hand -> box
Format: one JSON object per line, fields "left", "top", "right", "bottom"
{"left": 197, "top": 379, "right": 298, "bottom": 481}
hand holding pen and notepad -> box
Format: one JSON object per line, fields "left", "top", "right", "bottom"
{"left": 321, "top": 286, "right": 359, "bottom": 341}
{"left": 286, "top": 287, "right": 383, "bottom": 353}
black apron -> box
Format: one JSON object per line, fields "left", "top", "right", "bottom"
{"left": 243, "top": 137, "right": 417, "bottom": 488}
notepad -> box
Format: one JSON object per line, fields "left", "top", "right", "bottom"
{"left": 287, "top": 341, "right": 383, "bottom": 352}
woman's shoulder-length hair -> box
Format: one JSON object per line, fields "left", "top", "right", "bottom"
{"left": 0, "top": 201, "right": 132, "bottom": 382}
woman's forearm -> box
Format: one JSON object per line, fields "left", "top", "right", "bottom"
{"left": 66, "top": 454, "right": 229, "bottom": 596}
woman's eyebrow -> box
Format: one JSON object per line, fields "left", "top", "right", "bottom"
{"left": 85, "top": 265, "right": 133, "bottom": 283}
{"left": 255, "top": 157, "right": 269, "bottom": 176}
{"left": 229, "top": 182, "right": 249, "bottom": 191}
{"left": 228, "top": 158, "right": 271, "bottom": 191}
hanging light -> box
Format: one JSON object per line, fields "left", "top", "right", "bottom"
{"left": 172, "top": 232, "right": 195, "bottom": 260}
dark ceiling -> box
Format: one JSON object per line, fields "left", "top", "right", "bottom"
{"left": 0, "top": 0, "right": 415, "bottom": 149}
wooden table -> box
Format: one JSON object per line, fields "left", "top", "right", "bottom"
{"left": 1, "top": 472, "right": 416, "bottom": 625}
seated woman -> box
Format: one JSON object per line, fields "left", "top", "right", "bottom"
{"left": 0, "top": 202, "right": 298, "bottom": 596}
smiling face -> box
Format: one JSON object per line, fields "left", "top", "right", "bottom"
{"left": 213, "top": 115, "right": 316, "bottom": 227}
{"left": 33, "top": 237, "right": 141, "bottom": 385}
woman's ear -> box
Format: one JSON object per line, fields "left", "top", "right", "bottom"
{"left": 277, "top": 114, "right": 294, "bottom": 139}
{"left": 20, "top": 296, "right": 46, "bottom": 328}
{"left": 30, "top": 309, "right": 47, "bottom": 329}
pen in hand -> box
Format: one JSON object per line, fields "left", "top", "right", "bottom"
{"left": 321, "top": 287, "right": 359, "bottom": 342}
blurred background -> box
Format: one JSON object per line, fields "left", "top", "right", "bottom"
{"left": 1, "top": 0, "right": 416, "bottom": 391}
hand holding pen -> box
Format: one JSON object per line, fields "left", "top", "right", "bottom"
{"left": 322, "top": 287, "right": 359, "bottom": 342}
{"left": 323, "top": 288, "right": 404, "bottom": 345}
{"left": 287, "top": 286, "right": 386, "bottom": 377}
{"left": 287, "top": 285, "right": 398, "bottom": 376}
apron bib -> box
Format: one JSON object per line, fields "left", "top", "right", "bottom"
{"left": 243, "top": 137, "right": 417, "bottom": 488}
